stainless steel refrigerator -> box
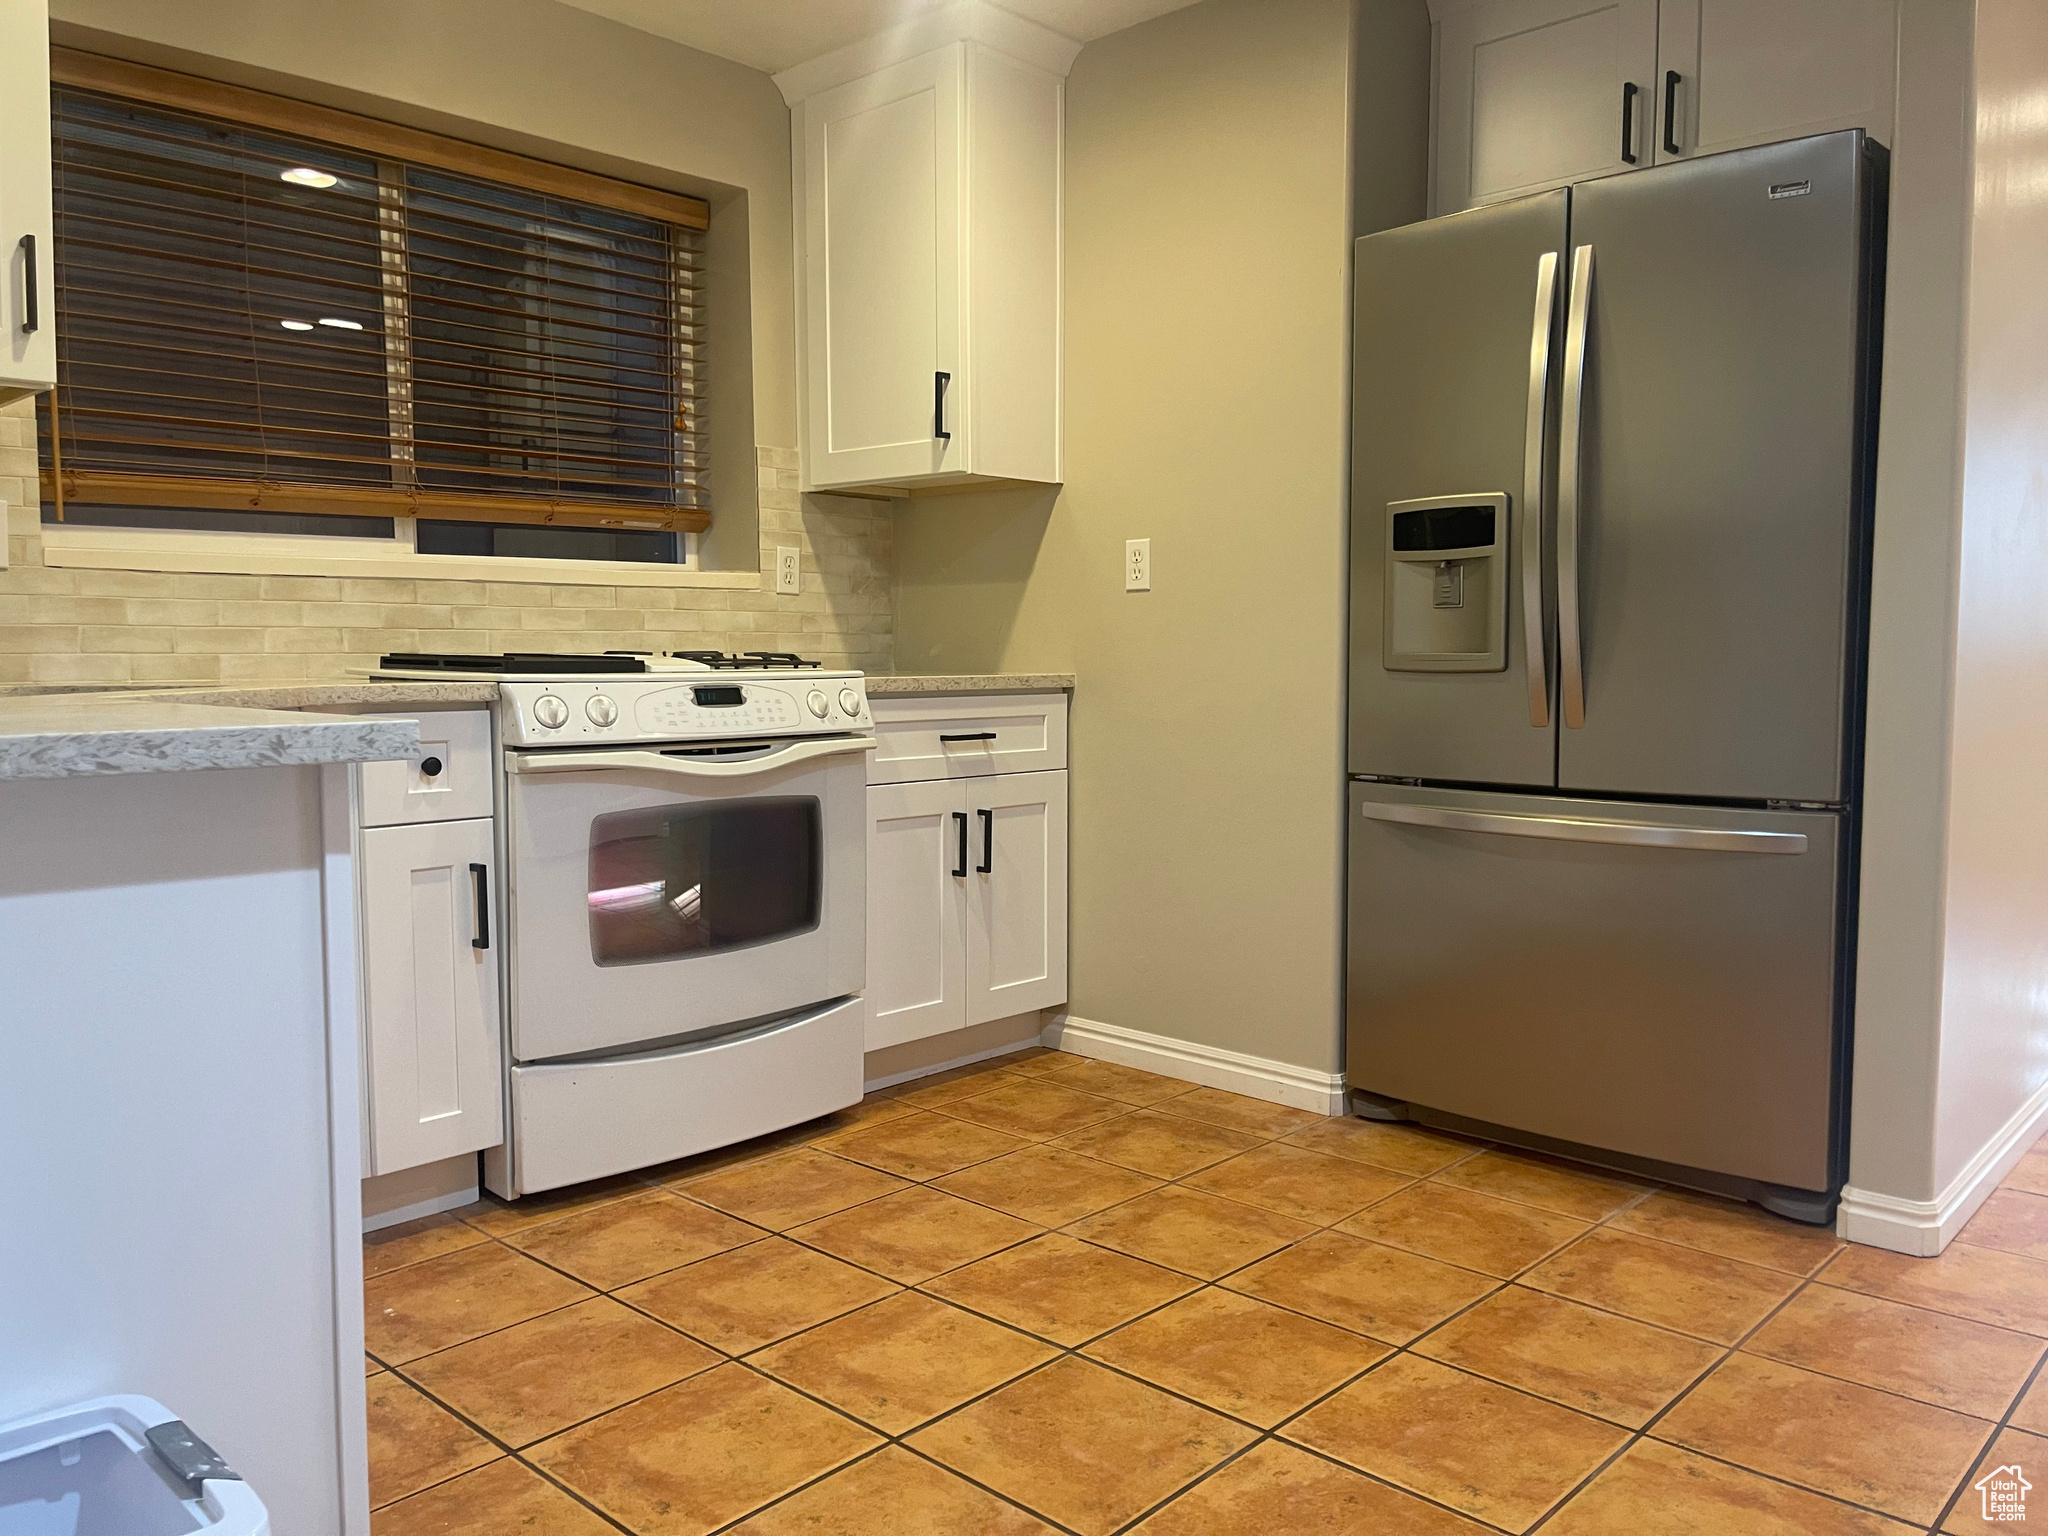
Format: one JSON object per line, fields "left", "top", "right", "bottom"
{"left": 1345, "top": 132, "right": 1885, "bottom": 1223}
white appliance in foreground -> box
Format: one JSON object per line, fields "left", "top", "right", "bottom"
{"left": 380, "top": 655, "right": 877, "bottom": 1197}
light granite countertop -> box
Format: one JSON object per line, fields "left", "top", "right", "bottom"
{"left": 867, "top": 673, "right": 1074, "bottom": 695}
{"left": 126, "top": 681, "right": 502, "bottom": 709}
{"left": 0, "top": 697, "right": 420, "bottom": 782}
{"left": 0, "top": 674, "right": 1068, "bottom": 778}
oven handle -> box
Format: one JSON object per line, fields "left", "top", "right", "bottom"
{"left": 506, "top": 735, "right": 877, "bottom": 780}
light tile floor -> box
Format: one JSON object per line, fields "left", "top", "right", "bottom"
{"left": 362, "top": 1049, "right": 2048, "bottom": 1535}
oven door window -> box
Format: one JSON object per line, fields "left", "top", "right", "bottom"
{"left": 587, "top": 797, "right": 821, "bottom": 965}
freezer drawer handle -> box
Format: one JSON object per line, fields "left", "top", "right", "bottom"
{"left": 1620, "top": 82, "right": 1639, "bottom": 165}
{"left": 507, "top": 735, "right": 877, "bottom": 780}
{"left": 1557, "top": 244, "right": 1594, "bottom": 730}
{"left": 1359, "top": 800, "right": 1808, "bottom": 854}
{"left": 1523, "top": 251, "right": 1559, "bottom": 728}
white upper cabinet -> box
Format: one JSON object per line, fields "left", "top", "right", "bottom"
{"left": 1657, "top": 0, "right": 1897, "bottom": 163}
{"left": 1434, "top": 0, "right": 1659, "bottom": 213}
{"left": 780, "top": 3, "right": 1073, "bottom": 494}
{"left": 0, "top": 0, "right": 55, "bottom": 404}
{"left": 1430, "top": 0, "right": 1897, "bottom": 214}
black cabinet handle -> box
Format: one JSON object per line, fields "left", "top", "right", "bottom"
{"left": 18, "top": 234, "right": 36, "bottom": 335}
{"left": 419, "top": 755, "right": 444, "bottom": 778}
{"left": 940, "top": 731, "right": 996, "bottom": 743}
{"left": 976, "top": 808, "right": 993, "bottom": 874}
{"left": 469, "top": 862, "right": 490, "bottom": 950}
{"left": 934, "top": 371, "right": 952, "bottom": 442}
{"left": 1620, "top": 82, "right": 1638, "bottom": 164}
{"left": 1662, "top": 70, "right": 1682, "bottom": 156}
{"left": 951, "top": 811, "right": 968, "bottom": 877}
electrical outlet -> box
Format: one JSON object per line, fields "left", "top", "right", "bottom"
{"left": 1125, "top": 538, "right": 1151, "bottom": 592}
{"left": 775, "top": 546, "right": 801, "bottom": 595}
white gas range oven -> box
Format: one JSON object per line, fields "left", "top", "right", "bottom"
{"left": 373, "top": 650, "right": 876, "bottom": 1197}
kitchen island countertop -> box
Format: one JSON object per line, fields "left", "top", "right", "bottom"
{"left": 0, "top": 695, "right": 420, "bottom": 780}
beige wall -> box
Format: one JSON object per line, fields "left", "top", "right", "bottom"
{"left": 1844, "top": 2, "right": 1973, "bottom": 1206}
{"left": 894, "top": 0, "right": 1427, "bottom": 1075}
{"left": 1849, "top": 0, "right": 2048, "bottom": 1236}
{"left": 4, "top": 0, "right": 897, "bottom": 682}
{"left": 1931, "top": 0, "right": 2048, "bottom": 1192}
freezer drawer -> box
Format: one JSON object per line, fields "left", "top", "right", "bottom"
{"left": 1346, "top": 782, "right": 1843, "bottom": 1192}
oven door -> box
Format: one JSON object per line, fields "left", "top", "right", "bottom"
{"left": 504, "top": 734, "right": 873, "bottom": 1062}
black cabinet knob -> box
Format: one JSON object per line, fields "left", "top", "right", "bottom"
{"left": 419, "top": 756, "right": 444, "bottom": 777}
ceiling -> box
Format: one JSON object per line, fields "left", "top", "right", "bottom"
{"left": 555, "top": 0, "right": 1205, "bottom": 74}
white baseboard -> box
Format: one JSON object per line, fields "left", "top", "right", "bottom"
{"left": 1041, "top": 1013, "right": 1347, "bottom": 1115}
{"left": 1838, "top": 1076, "right": 2048, "bottom": 1255}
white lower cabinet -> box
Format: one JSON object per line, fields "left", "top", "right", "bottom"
{"left": 966, "top": 770, "right": 1068, "bottom": 1026}
{"left": 360, "top": 817, "right": 503, "bottom": 1176}
{"left": 865, "top": 742, "right": 1068, "bottom": 1051}
{"left": 866, "top": 778, "right": 971, "bottom": 1048}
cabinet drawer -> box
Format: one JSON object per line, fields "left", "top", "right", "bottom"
{"left": 868, "top": 692, "right": 1068, "bottom": 784}
{"left": 357, "top": 708, "right": 494, "bottom": 827}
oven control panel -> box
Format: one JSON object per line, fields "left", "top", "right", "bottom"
{"left": 500, "top": 674, "right": 871, "bottom": 747}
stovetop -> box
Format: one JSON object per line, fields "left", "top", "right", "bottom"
{"left": 377, "top": 649, "right": 826, "bottom": 679}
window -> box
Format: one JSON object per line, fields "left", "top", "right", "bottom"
{"left": 36, "top": 51, "right": 712, "bottom": 569}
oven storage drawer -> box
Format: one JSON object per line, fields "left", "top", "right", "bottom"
{"left": 505, "top": 996, "right": 863, "bottom": 1194}
{"left": 868, "top": 692, "right": 1068, "bottom": 785}
{"left": 358, "top": 707, "right": 493, "bottom": 827}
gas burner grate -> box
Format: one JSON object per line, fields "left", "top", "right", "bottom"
{"left": 671, "top": 650, "right": 824, "bottom": 670}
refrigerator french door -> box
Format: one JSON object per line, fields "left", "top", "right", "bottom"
{"left": 1346, "top": 132, "right": 1883, "bottom": 1220}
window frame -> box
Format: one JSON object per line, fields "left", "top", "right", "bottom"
{"left": 37, "top": 48, "right": 723, "bottom": 585}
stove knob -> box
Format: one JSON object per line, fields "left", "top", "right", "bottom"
{"left": 807, "top": 689, "right": 830, "bottom": 719}
{"left": 533, "top": 694, "right": 568, "bottom": 729}
{"left": 586, "top": 695, "right": 618, "bottom": 727}
{"left": 839, "top": 688, "right": 863, "bottom": 717}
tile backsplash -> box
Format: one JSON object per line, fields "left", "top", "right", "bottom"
{"left": 0, "top": 399, "right": 894, "bottom": 686}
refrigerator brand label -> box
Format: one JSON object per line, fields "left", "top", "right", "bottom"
{"left": 1768, "top": 180, "right": 1812, "bottom": 200}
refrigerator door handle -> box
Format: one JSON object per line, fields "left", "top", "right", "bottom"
{"left": 1522, "top": 250, "right": 1559, "bottom": 728}
{"left": 1558, "top": 243, "right": 1594, "bottom": 730}
{"left": 1358, "top": 800, "right": 1808, "bottom": 855}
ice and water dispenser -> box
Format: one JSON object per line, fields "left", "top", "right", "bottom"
{"left": 1382, "top": 493, "right": 1509, "bottom": 672}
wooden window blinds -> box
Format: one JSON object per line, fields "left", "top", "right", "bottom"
{"left": 38, "top": 51, "right": 714, "bottom": 534}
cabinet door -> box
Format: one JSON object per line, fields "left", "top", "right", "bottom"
{"left": 965, "top": 770, "right": 1067, "bottom": 1027}
{"left": 1656, "top": 0, "right": 1896, "bottom": 162}
{"left": 865, "top": 779, "right": 968, "bottom": 1049}
{"left": 361, "top": 819, "right": 502, "bottom": 1176}
{"left": 0, "top": 0, "right": 55, "bottom": 403}
{"left": 801, "top": 47, "right": 965, "bottom": 488}
{"left": 1435, "top": 0, "right": 1659, "bottom": 213}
